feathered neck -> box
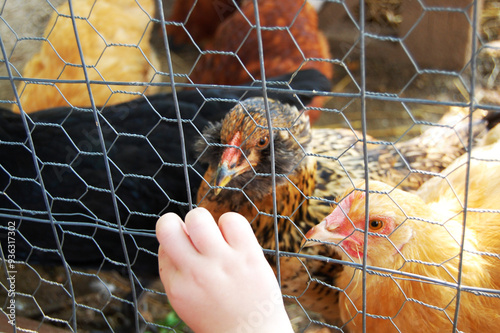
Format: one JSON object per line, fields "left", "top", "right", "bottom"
{"left": 196, "top": 97, "right": 317, "bottom": 251}
{"left": 336, "top": 202, "right": 495, "bottom": 332}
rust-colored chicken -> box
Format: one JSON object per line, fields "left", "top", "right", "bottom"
{"left": 14, "top": 0, "right": 159, "bottom": 113}
{"left": 185, "top": 0, "right": 332, "bottom": 123}
{"left": 196, "top": 101, "right": 495, "bottom": 325}
{"left": 166, "top": 0, "right": 240, "bottom": 48}
{"left": 166, "top": 0, "right": 326, "bottom": 48}
{"left": 304, "top": 127, "right": 500, "bottom": 331}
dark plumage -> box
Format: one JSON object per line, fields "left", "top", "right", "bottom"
{"left": 0, "top": 69, "right": 331, "bottom": 276}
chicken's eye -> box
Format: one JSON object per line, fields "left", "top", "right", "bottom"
{"left": 257, "top": 136, "right": 269, "bottom": 149}
{"left": 369, "top": 220, "right": 384, "bottom": 231}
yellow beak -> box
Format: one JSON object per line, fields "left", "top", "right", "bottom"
{"left": 213, "top": 164, "right": 236, "bottom": 195}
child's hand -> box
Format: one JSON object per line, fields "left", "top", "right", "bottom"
{"left": 156, "top": 207, "right": 293, "bottom": 333}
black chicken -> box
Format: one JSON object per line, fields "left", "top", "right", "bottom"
{"left": 0, "top": 69, "right": 331, "bottom": 277}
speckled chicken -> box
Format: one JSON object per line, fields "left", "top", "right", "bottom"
{"left": 195, "top": 100, "right": 495, "bottom": 325}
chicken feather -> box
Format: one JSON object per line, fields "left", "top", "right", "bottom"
{"left": 13, "top": 0, "right": 159, "bottom": 113}
{"left": 187, "top": 0, "right": 332, "bottom": 122}
{"left": 304, "top": 129, "right": 500, "bottom": 331}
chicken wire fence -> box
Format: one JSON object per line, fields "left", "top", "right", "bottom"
{"left": 0, "top": 0, "right": 499, "bottom": 332}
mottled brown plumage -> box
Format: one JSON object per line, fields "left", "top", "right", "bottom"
{"left": 307, "top": 107, "right": 492, "bottom": 223}
{"left": 195, "top": 99, "right": 492, "bottom": 326}
{"left": 196, "top": 97, "right": 316, "bottom": 250}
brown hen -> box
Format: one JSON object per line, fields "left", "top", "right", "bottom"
{"left": 166, "top": 0, "right": 241, "bottom": 48}
{"left": 186, "top": 0, "right": 332, "bottom": 123}
{"left": 195, "top": 99, "right": 494, "bottom": 326}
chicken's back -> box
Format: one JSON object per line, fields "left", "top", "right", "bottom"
{"left": 188, "top": 0, "right": 332, "bottom": 117}
{"left": 166, "top": 0, "right": 240, "bottom": 47}
{"left": 191, "top": 0, "right": 332, "bottom": 84}
{"left": 415, "top": 127, "right": 500, "bottom": 293}
{"left": 418, "top": 126, "right": 500, "bottom": 212}
{"left": 14, "top": 0, "right": 159, "bottom": 113}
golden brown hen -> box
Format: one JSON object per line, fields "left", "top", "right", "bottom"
{"left": 304, "top": 128, "right": 500, "bottom": 332}
{"left": 14, "top": 0, "right": 159, "bottom": 113}
{"left": 195, "top": 99, "right": 494, "bottom": 325}
{"left": 186, "top": 0, "right": 332, "bottom": 123}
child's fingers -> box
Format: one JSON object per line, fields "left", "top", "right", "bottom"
{"left": 156, "top": 212, "right": 198, "bottom": 267}
{"left": 158, "top": 243, "right": 176, "bottom": 289}
{"left": 218, "top": 212, "right": 262, "bottom": 253}
{"left": 184, "top": 207, "right": 229, "bottom": 255}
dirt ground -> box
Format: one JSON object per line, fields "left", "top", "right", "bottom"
{"left": 0, "top": 0, "right": 498, "bottom": 332}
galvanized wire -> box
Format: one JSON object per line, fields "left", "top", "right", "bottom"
{"left": 0, "top": 0, "right": 499, "bottom": 332}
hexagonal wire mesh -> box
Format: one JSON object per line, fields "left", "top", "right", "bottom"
{"left": 0, "top": 0, "right": 499, "bottom": 332}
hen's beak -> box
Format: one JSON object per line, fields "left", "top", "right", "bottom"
{"left": 212, "top": 148, "right": 252, "bottom": 195}
{"left": 301, "top": 221, "right": 333, "bottom": 248}
{"left": 213, "top": 163, "right": 237, "bottom": 195}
